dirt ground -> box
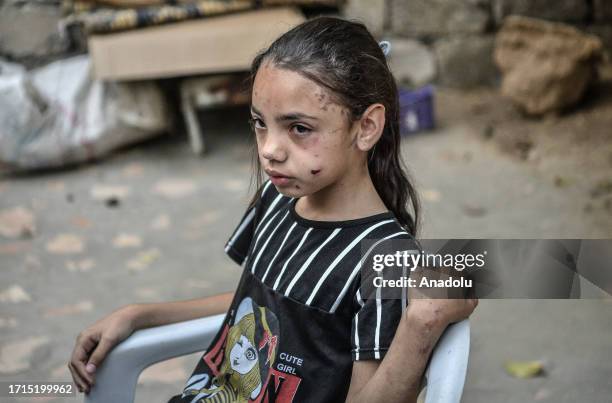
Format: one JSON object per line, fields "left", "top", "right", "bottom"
{"left": 434, "top": 69, "right": 612, "bottom": 233}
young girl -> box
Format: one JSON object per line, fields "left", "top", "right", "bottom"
{"left": 69, "top": 17, "right": 477, "bottom": 402}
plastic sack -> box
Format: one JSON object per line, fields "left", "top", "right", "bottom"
{"left": 0, "top": 55, "right": 169, "bottom": 171}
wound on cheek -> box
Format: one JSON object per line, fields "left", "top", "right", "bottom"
{"left": 311, "top": 169, "right": 321, "bottom": 175}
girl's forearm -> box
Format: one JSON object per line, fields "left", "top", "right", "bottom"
{"left": 127, "top": 292, "right": 234, "bottom": 330}
{"left": 348, "top": 310, "right": 447, "bottom": 403}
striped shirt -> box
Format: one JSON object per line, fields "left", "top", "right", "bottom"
{"left": 171, "top": 180, "right": 419, "bottom": 403}
{"left": 224, "top": 180, "right": 417, "bottom": 361}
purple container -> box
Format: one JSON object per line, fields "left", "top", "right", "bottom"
{"left": 398, "top": 85, "right": 435, "bottom": 135}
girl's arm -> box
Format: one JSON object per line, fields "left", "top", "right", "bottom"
{"left": 345, "top": 297, "right": 478, "bottom": 403}
{"left": 69, "top": 292, "right": 234, "bottom": 394}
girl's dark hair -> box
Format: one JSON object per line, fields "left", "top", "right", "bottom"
{"left": 246, "top": 16, "right": 420, "bottom": 236}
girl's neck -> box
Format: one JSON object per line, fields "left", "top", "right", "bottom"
{"left": 294, "top": 167, "right": 388, "bottom": 222}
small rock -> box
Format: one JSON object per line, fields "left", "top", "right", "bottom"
{"left": 46, "top": 234, "right": 84, "bottom": 254}
{"left": 0, "top": 336, "right": 50, "bottom": 374}
{"left": 152, "top": 179, "right": 197, "bottom": 199}
{"left": 90, "top": 184, "right": 131, "bottom": 201}
{"left": 0, "top": 285, "right": 31, "bottom": 303}
{"left": 0, "top": 206, "right": 35, "bottom": 239}
{"left": 112, "top": 233, "right": 143, "bottom": 248}
{"left": 43, "top": 300, "right": 93, "bottom": 318}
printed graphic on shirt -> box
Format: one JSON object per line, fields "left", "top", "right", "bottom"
{"left": 180, "top": 297, "right": 301, "bottom": 403}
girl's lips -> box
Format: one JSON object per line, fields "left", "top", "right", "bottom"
{"left": 269, "top": 175, "right": 293, "bottom": 186}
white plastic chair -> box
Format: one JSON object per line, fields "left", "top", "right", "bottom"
{"left": 83, "top": 316, "right": 470, "bottom": 403}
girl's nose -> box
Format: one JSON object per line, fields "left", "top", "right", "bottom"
{"left": 260, "top": 135, "right": 287, "bottom": 162}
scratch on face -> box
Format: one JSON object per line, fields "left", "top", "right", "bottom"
{"left": 311, "top": 169, "right": 321, "bottom": 175}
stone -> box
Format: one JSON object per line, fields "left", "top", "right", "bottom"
{"left": 494, "top": 16, "right": 604, "bottom": 115}
{"left": 0, "top": 4, "right": 68, "bottom": 64}
{"left": 342, "top": 0, "right": 386, "bottom": 37}
{"left": 594, "top": 0, "right": 612, "bottom": 22}
{"left": 0, "top": 336, "right": 50, "bottom": 374}
{"left": 434, "top": 35, "right": 498, "bottom": 88}
{"left": 391, "top": 0, "right": 489, "bottom": 36}
{"left": 387, "top": 38, "right": 436, "bottom": 86}
{"left": 0, "top": 206, "right": 35, "bottom": 239}
{"left": 0, "top": 285, "right": 31, "bottom": 303}
{"left": 492, "top": 0, "right": 589, "bottom": 24}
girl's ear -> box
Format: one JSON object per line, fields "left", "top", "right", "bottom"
{"left": 354, "top": 103, "right": 386, "bottom": 152}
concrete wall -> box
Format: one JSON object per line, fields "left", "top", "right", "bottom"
{"left": 343, "top": 0, "right": 612, "bottom": 88}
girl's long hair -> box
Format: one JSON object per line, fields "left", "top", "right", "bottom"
{"left": 244, "top": 16, "right": 420, "bottom": 236}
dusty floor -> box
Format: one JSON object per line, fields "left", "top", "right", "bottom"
{"left": 1, "top": 84, "right": 611, "bottom": 403}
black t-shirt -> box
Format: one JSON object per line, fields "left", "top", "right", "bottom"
{"left": 168, "top": 180, "right": 417, "bottom": 403}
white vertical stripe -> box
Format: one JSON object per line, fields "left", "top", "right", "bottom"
{"left": 374, "top": 284, "right": 382, "bottom": 359}
{"left": 251, "top": 211, "right": 290, "bottom": 274}
{"left": 254, "top": 193, "right": 284, "bottom": 234}
{"left": 305, "top": 220, "right": 395, "bottom": 306}
{"left": 261, "top": 222, "right": 297, "bottom": 282}
{"left": 353, "top": 289, "right": 365, "bottom": 361}
{"left": 251, "top": 209, "right": 281, "bottom": 252}
{"left": 284, "top": 228, "right": 342, "bottom": 297}
{"left": 329, "top": 232, "right": 408, "bottom": 313}
{"left": 272, "top": 228, "right": 312, "bottom": 290}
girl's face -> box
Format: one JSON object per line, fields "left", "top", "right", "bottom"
{"left": 251, "top": 62, "right": 362, "bottom": 198}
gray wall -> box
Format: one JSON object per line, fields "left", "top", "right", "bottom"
{"left": 343, "top": 0, "right": 612, "bottom": 87}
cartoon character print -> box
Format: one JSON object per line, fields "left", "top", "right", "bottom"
{"left": 181, "top": 297, "right": 279, "bottom": 403}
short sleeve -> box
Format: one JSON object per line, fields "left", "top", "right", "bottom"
{"left": 351, "top": 287, "right": 404, "bottom": 361}
{"left": 223, "top": 180, "right": 275, "bottom": 265}
{"left": 350, "top": 235, "right": 422, "bottom": 361}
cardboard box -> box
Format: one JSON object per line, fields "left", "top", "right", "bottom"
{"left": 88, "top": 7, "right": 305, "bottom": 81}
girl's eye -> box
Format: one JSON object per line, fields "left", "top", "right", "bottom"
{"left": 291, "top": 124, "right": 312, "bottom": 137}
{"left": 249, "top": 117, "right": 265, "bottom": 130}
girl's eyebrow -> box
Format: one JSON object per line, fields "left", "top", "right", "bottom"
{"left": 250, "top": 105, "right": 319, "bottom": 122}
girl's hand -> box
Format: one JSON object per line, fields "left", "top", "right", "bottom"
{"left": 68, "top": 305, "right": 139, "bottom": 394}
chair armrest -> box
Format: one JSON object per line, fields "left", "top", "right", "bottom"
{"left": 424, "top": 319, "right": 471, "bottom": 403}
{"left": 84, "top": 314, "right": 225, "bottom": 403}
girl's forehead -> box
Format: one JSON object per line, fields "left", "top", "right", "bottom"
{"left": 252, "top": 63, "right": 347, "bottom": 118}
